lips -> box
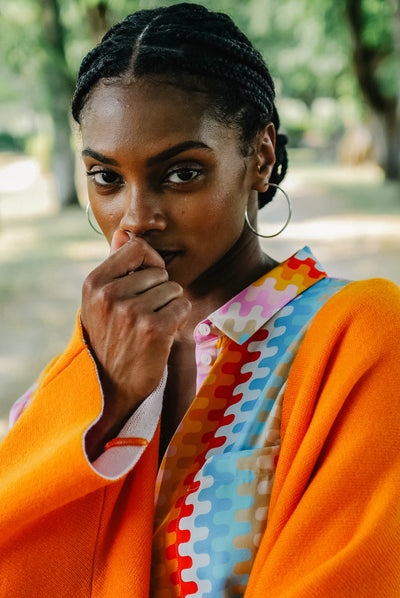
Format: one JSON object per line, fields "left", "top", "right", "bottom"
{"left": 156, "top": 249, "right": 181, "bottom": 266}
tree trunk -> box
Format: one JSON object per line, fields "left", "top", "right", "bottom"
{"left": 52, "top": 115, "right": 78, "bottom": 207}
{"left": 370, "top": 110, "right": 400, "bottom": 180}
{"left": 345, "top": 0, "right": 400, "bottom": 181}
{"left": 39, "top": 0, "right": 78, "bottom": 207}
{"left": 381, "top": 113, "right": 400, "bottom": 180}
{"left": 386, "top": 0, "right": 400, "bottom": 179}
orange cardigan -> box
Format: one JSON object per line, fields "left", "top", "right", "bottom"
{"left": 0, "top": 279, "right": 399, "bottom": 597}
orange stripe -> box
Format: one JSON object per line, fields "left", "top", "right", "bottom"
{"left": 104, "top": 437, "right": 149, "bottom": 450}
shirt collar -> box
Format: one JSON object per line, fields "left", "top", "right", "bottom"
{"left": 207, "top": 246, "right": 327, "bottom": 345}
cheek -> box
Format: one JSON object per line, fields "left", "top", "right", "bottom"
{"left": 205, "top": 190, "right": 246, "bottom": 234}
{"left": 89, "top": 197, "right": 121, "bottom": 241}
{"left": 184, "top": 197, "right": 245, "bottom": 256}
{"left": 179, "top": 202, "right": 225, "bottom": 237}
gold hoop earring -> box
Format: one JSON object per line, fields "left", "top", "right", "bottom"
{"left": 245, "top": 183, "right": 292, "bottom": 238}
{"left": 86, "top": 202, "right": 103, "bottom": 235}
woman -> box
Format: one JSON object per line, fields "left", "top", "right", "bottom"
{"left": 1, "top": 3, "right": 400, "bottom": 596}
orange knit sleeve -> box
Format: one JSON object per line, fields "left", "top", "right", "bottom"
{"left": 0, "top": 313, "right": 158, "bottom": 596}
{"left": 247, "top": 278, "right": 400, "bottom": 597}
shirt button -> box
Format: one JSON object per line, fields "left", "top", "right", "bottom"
{"left": 198, "top": 323, "right": 211, "bottom": 337}
{"left": 200, "top": 353, "right": 212, "bottom": 366}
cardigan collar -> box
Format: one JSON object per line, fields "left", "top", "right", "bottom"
{"left": 206, "top": 246, "right": 327, "bottom": 345}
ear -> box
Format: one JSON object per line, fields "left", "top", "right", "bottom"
{"left": 251, "top": 122, "right": 276, "bottom": 193}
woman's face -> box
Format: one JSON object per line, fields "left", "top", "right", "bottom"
{"left": 80, "top": 78, "right": 269, "bottom": 289}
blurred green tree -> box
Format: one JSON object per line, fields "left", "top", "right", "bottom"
{"left": 0, "top": 0, "right": 399, "bottom": 207}
{"left": 344, "top": 0, "right": 400, "bottom": 179}
{"left": 0, "top": 0, "right": 141, "bottom": 208}
{"left": 239, "top": 0, "right": 400, "bottom": 179}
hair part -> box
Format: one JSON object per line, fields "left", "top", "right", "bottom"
{"left": 72, "top": 3, "right": 288, "bottom": 207}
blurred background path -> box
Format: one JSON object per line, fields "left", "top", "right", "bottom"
{"left": 0, "top": 152, "right": 399, "bottom": 438}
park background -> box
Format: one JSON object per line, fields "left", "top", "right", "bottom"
{"left": 0, "top": 0, "right": 399, "bottom": 438}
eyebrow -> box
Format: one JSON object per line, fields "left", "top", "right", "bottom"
{"left": 147, "top": 141, "right": 212, "bottom": 165}
{"left": 82, "top": 140, "right": 212, "bottom": 168}
{"left": 81, "top": 148, "right": 119, "bottom": 166}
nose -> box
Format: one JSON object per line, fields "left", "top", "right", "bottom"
{"left": 119, "top": 185, "right": 167, "bottom": 236}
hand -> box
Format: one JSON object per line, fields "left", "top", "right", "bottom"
{"left": 81, "top": 231, "right": 191, "bottom": 451}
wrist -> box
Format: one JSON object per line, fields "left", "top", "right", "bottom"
{"left": 85, "top": 393, "right": 141, "bottom": 461}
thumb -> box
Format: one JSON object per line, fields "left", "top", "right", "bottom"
{"left": 110, "top": 230, "right": 133, "bottom": 255}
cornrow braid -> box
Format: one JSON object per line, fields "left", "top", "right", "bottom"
{"left": 72, "top": 2, "right": 288, "bottom": 207}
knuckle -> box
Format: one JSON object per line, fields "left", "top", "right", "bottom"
{"left": 167, "top": 280, "right": 183, "bottom": 295}
{"left": 83, "top": 271, "right": 97, "bottom": 295}
{"left": 129, "top": 236, "right": 149, "bottom": 256}
{"left": 180, "top": 297, "right": 192, "bottom": 313}
{"left": 157, "top": 267, "right": 169, "bottom": 282}
{"left": 131, "top": 236, "right": 146, "bottom": 249}
{"left": 147, "top": 267, "right": 168, "bottom": 285}
{"left": 99, "top": 283, "right": 117, "bottom": 307}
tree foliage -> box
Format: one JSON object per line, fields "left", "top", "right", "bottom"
{"left": 0, "top": 0, "right": 399, "bottom": 200}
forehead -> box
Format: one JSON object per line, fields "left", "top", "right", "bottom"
{"left": 80, "top": 77, "right": 238, "bottom": 155}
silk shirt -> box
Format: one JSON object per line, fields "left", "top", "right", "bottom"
{"left": 151, "top": 247, "right": 349, "bottom": 596}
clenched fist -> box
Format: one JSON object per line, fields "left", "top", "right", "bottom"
{"left": 81, "top": 230, "right": 191, "bottom": 458}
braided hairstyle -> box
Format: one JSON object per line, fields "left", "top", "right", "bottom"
{"left": 72, "top": 3, "right": 288, "bottom": 207}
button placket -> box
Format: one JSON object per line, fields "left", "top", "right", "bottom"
{"left": 198, "top": 322, "right": 211, "bottom": 337}
{"left": 200, "top": 353, "right": 212, "bottom": 366}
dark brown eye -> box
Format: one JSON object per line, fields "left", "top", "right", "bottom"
{"left": 87, "top": 169, "right": 121, "bottom": 186}
{"left": 167, "top": 168, "right": 201, "bottom": 184}
{"left": 99, "top": 171, "right": 119, "bottom": 184}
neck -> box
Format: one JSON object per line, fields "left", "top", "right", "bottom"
{"left": 178, "top": 228, "right": 277, "bottom": 341}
